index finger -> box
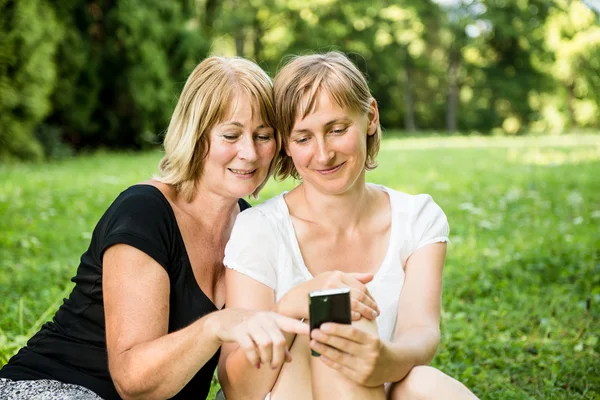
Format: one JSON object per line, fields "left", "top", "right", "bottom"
{"left": 274, "top": 314, "right": 310, "bottom": 336}
{"left": 347, "top": 272, "right": 374, "bottom": 284}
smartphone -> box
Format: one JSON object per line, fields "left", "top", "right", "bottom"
{"left": 309, "top": 287, "right": 352, "bottom": 357}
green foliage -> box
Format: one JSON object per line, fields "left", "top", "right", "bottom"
{"left": 0, "top": 0, "right": 63, "bottom": 161}
{"left": 1, "top": 135, "right": 599, "bottom": 398}
{"left": 2, "top": 0, "right": 600, "bottom": 160}
{"left": 45, "top": 0, "right": 210, "bottom": 150}
{"left": 1, "top": 0, "right": 209, "bottom": 160}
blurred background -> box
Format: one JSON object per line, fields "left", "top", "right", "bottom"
{"left": 2, "top": 2, "right": 600, "bottom": 398}
{"left": 2, "top": 0, "right": 600, "bottom": 161}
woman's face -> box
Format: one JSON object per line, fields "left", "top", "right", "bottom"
{"left": 286, "top": 91, "right": 377, "bottom": 195}
{"left": 201, "top": 93, "right": 276, "bottom": 199}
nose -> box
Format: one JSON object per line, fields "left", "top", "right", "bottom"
{"left": 316, "top": 137, "right": 334, "bottom": 165}
{"left": 237, "top": 134, "right": 258, "bottom": 162}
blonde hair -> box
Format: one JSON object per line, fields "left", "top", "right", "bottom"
{"left": 155, "top": 56, "right": 279, "bottom": 201}
{"left": 273, "top": 51, "right": 381, "bottom": 180}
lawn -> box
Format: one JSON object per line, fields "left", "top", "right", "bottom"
{"left": 1, "top": 134, "right": 599, "bottom": 399}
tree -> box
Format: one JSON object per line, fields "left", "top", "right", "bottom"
{"left": 44, "top": 0, "right": 210, "bottom": 150}
{"left": 541, "top": 0, "right": 600, "bottom": 130}
{"left": 0, "top": 0, "right": 63, "bottom": 161}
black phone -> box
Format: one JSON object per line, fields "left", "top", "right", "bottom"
{"left": 309, "top": 287, "right": 352, "bottom": 357}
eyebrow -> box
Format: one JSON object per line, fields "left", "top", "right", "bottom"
{"left": 222, "top": 122, "right": 270, "bottom": 130}
{"left": 291, "top": 117, "right": 352, "bottom": 134}
{"left": 222, "top": 122, "right": 244, "bottom": 128}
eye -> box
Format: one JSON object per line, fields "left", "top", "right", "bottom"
{"left": 294, "top": 136, "right": 310, "bottom": 144}
{"left": 254, "top": 132, "right": 274, "bottom": 142}
{"left": 222, "top": 133, "right": 240, "bottom": 141}
{"left": 330, "top": 127, "right": 348, "bottom": 135}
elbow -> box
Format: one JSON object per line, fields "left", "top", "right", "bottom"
{"left": 112, "top": 375, "right": 154, "bottom": 400}
{"left": 113, "top": 380, "right": 145, "bottom": 400}
{"left": 421, "top": 326, "right": 441, "bottom": 365}
{"left": 110, "top": 363, "right": 163, "bottom": 400}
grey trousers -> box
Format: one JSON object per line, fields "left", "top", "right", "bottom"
{"left": 0, "top": 378, "right": 103, "bottom": 400}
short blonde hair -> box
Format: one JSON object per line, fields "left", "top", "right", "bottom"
{"left": 156, "top": 56, "right": 279, "bottom": 201}
{"left": 273, "top": 51, "right": 381, "bottom": 180}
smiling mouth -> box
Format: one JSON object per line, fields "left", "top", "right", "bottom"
{"left": 316, "top": 162, "right": 345, "bottom": 175}
{"left": 228, "top": 168, "right": 257, "bottom": 176}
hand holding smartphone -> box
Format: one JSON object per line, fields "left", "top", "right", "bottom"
{"left": 309, "top": 287, "right": 352, "bottom": 357}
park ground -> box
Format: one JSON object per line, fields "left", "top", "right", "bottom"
{"left": 1, "top": 134, "right": 599, "bottom": 399}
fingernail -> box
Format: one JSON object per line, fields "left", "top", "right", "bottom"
{"left": 372, "top": 310, "right": 378, "bottom": 319}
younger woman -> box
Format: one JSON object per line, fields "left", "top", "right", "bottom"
{"left": 219, "top": 52, "right": 478, "bottom": 399}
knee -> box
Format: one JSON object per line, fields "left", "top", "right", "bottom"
{"left": 391, "top": 366, "right": 446, "bottom": 400}
{"left": 391, "top": 366, "right": 477, "bottom": 400}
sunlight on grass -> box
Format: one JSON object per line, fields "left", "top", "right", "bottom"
{"left": 1, "top": 135, "right": 599, "bottom": 399}
{"left": 507, "top": 146, "right": 600, "bottom": 166}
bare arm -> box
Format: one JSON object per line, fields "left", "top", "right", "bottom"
{"left": 308, "top": 242, "right": 446, "bottom": 387}
{"left": 218, "top": 269, "right": 297, "bottom": 400}
{"left": 219, "top": 269, "right": 380, "bottom": 398}
{"left": 382, "top": 242, "right": 446, "bottom": 382}
{"left": 103, "top": 244, "right": 223, "bottom": 400}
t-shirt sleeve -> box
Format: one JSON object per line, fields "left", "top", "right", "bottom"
{"left": 223, "top": 208, "right": 278, "bottom": 289}
{"left": 98, "top": 186, "right": 173, "bottom": 272}
{"left": 410, "top": 194, "right": 450, "bottom": 252}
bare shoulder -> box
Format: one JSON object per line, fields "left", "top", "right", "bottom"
{"left": 368, "top": 185, "right": 393, "bottom": 233}
{"left": 138, "top": 179, "right": 174, "bottom": 199}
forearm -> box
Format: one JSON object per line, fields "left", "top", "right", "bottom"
{"left": 218, "top": 297, "right": 305, "bottom": 400}
{"left": 274, "top": 290, "right": 306, "bottom": 320}
{"left": 111, "top": 314, "right": 221, "bottom": 400}
{"left": 218, "top": 330, "right": 296, "bottom": 399}
{"left": 219, "top": 299, "right": 302, "bottom": 398}
{"left": 383, "top": 326, "right": 441, "bottom": 383}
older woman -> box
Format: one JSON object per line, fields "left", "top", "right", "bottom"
{"left": 220, "top": 52, "right": 478, "bottom": 399}
{"left": 0, "top": 56, "right": 307, "bottom": 400}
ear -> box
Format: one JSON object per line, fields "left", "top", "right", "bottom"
{"left": 366, "top": 98, "right": 379, "bottom": 136}
{"left": 284, "top": 140, "right": 291, "bottom": 157}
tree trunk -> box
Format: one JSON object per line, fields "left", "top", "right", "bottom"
{"left": 446, "top": 46, "right": 460, "bottom": 132}
{"left": 566, "top": 81, "right": 576, "bottom": 128}
{"left": 231, "top": 0, "right": 244, "bottom": 57}
{"left": 253, "top": 16, "right": 262, "bottom": 61}
{"left": 235, "top": 32, "right": 245, "bottom": 57}
{"left": 202, "top": 0, "right": 219, "bottom": 37}
{"left": 403, "top": 56, "right": 417, "bottom": 132}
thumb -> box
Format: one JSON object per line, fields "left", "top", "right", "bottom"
{"left": 348, "top": 272, "right": 374, "bottom": 284}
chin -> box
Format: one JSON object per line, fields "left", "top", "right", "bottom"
{"left": 310, "top": 181, "right": 351, "bottom": 196}
{"left": 228, "top": 181, "right": 262, "bottom": 198}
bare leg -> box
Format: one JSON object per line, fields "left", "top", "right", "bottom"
{"left": 387, "top": 366, "right": 479, "bottom": 400}
{"left": 271, "top": 317, "right": 386, "bottom": 400}
{"left": 270, "top": 334, "right": 313, "bottom": 400}
{"left": 310, "top": 317, "right": 386, "bottom": 400}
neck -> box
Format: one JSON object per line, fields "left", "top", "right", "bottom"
{"left": 178, "top": 181, "right": 240, "bottom": 240}
{"left": 297, "top": 173, "right": 371, "bottom": 232}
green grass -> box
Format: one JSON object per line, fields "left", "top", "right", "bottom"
{"left": 1, "top": 134, "right": 599, "bottom": 399}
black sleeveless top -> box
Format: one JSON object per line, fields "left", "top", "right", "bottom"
{"left": 0, "top": 185, "right": 251, "bottom": 399}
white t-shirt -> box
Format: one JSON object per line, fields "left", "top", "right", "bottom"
{"left": 224, "top": 184, "right": 449, "bottom": 341}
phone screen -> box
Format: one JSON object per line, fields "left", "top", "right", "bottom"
{"left": 309, "top": 287, "right": 351, "bottom": 356}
